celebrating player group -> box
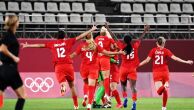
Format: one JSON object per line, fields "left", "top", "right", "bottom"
{"left": 0, "top": 16, "right": 188, "bottom": 110}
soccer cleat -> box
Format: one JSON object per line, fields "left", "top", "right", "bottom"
{"left": 92, "top": 101, "right": 102, "bottom": 108}
{"left": 123, "top": 98, "right": 128, "bottom": 108}
{"left": 60, "top": 85, "right": 66, "bottom": 96}
{"left": 82, "top": 97, "right": 87, "bottom": 107}
{"left": 116, "top": 104, "right": 123, "bottom": 108}
{"left": 131, "top": 102, "right": 136, "bottom": 110}
{"left": 87, "top": 104, "right": 91, "bottom": 110}
{"left": 162, "top": 107, "right": 167, "bottom": 110}
{"left": 74, "top": 105, "right": 79, "bottom": 110}
{"left": 101, "top": 101, "right": 111, "bottom": 108}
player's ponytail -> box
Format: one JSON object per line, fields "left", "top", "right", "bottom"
{"left": 4, "top": 15, "right": 19, "bottom": 32}
{"left": 123, "top": 35, "right": 132, "bottom": 55}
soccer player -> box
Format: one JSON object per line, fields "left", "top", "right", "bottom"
{"left": 70, "top": 32, "right": 125, "bottom": 110}
{"left": 0, "top": 15, "right": 26, "bottom": 110}
{"left": 139, "top": 37, "right": 193, "bottom": 110}
{"left": 21, "top": 26, "right": 97, "bottom": 110}
{"left": 118, "top": 25, "right": 150, "bottom": 110}
{"left": 95, "top": 26, "right": 118, "bottom": 108}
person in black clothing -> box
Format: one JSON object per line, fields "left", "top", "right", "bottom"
{"left": 0, "top": 15, "right": 26, "bottom": 110}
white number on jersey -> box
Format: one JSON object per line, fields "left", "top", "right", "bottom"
{"left": 127, "top": 49, "right": 134, "bottom": 59}
{"left": 98, "top": 41, "right": 103, "bottom": 47}
{"left": 86, "top": 52, "right": 93, "bottom": 61}
{"left": 155, "top": 55, "right": 164, "bottom": 65}
{"left": 56, "top": 47, "right": 66, "bottom": 58}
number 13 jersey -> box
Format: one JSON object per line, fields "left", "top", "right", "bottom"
{"left": 45, "top": 38, "right": 76, "bottom": 64}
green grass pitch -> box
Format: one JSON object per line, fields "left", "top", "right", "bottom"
{"left": 2, "top": 98, "right": 194, "bottom": 110}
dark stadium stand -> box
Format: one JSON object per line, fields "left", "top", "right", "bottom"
{"left": 0, "top": 0, "right": 194, "bottom": 39}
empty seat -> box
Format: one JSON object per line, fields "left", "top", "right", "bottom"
{"left": 145, "top": 4, "right": 156, "bottom": 13}
{"left": 72, "top": 3, "right": 84, "bottom": 12}
{"left": 131, "top": 14, "right": 142, "bottom": 24}
{"left": 121, "top": 3, "right": 132, "bottom": 13}
{"left": 110, "top": 0, "right": 122, "bottom": 2}
{"left": 181, "top": 14, "right": 192, "bottom": 24}
{"left": 83, "top": 14, "right": 93, "bottom": 23}
{"left": 32, "top": 13, "right": 43, "bottom": 23}
{"left": 57, "top": 14, "right": 69, "bottom": 23}
{"left": 158, "top": 4, "right": 169, "bottom": 13}
{"left": 171, "top": 0, "right": 184, "bottom": 2}
{"left": 84, "top": 3, "right": 97, "bottom": 13}
{"left": 185, "top": 0, "right": 194, "bottom": 2}
{"left": 133, "top": 4, "right": 144, "bottom": 13}
{"left": 0, "top": 2, "right": 6, "bottom": 12}
{"left": 170, "top": 4, "right": 181, "bottom": 13}
{"left": 19, "top": 13, "right": 30, "bottom": 23}
{"left": 144, "top": 14, "right": 155, "bottom": 24}
{"left": 47, "top": 2, "right": 58, "bottom": 12}
{"left": 0, "top": 13, "right": 3, "bottom": 23}
{"left": 8, "top": 2, "right": 19, "bottom": 12}
{"left": 70, "top": 14, "right": 81, "bottom": 23}
{"left": 5, "top": 13, "right": 16, "bottom": 16}
{"left": 60, "top": 3, "right": 71, "bottom": 12}
{"left": 122, "top": 0, "right": 134, "bottom": 2}
{"left": 21, "top": 2, "right": 33, "bottom": 12}
{"left": 182, "top": 4, "right": 193, "bottom": 13}
{"left": 147, "top": 0, "right": 159, "bottom": 2}
{"left": 168, "top": 14, "right": 180, "bottom": 24}
{"left": 45, "top": 13, "right": 56, "bottom": 23}
{"left": 156, "top": 14, "right": 168, "bottom": 24}
{"left": 95, "top": 14, "right": 106, "bottom": 23}
{"left": 76, "top": 0, "right": 88, "bottom": 2}
{"left": 160, "top": 0, "right": 171, "bottom": 2}
{"left": 34, "top": 2, "right": 45, "bottom": 12}
{"left": 135, "top": 0, "right": 146, "bottom": 2}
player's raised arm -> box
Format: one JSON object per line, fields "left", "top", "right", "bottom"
{"left": 75, "top": 25, "right": 97, "bottom": 41}
{"left": 139, "top": 56, "right": 152, "bottom": 67}
{"left": 102, "top": 49, "right": 125, "bottom": 56}
{"left": 171, "top": 55, "right": 193, "bottom": 65}
{"left": 138, "top": 24, "right": 150, "bottom": 41}
{"left": 21, "top": 42, "right": 45, "bottom": 48}
{"left": 0, "top": 44, "right": 20, "bottom": 63}
{"left": 105, "top": 22, "right": 118, "bottom": 41}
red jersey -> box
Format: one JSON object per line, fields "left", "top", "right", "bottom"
{"left": 45, "top": 38, "right": 76, "bottom": 65}
{"left": 148, "top": 47, "right": 173, "bottom": 72}
{"left": 95, "top": 35, "right": 115, "bottom": 58}
{"left": 75, "top": 41, "right": 104, "bottom": 65}
{"left": 118, "top": 40, "right": 141, "bottom": 68}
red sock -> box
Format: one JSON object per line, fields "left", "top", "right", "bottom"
{"left": 157, "top": 86, "right": 165, "bottom": 95}
{"left": 122, "top": 91, "right": 127, "bottom": 98}
{"left": 104, "top": 78, "right": 110, "bottom": 96}
{"left": 88, "top": 86, "right": 95, "bottom": 104}
{"left": 0, "top": 95, "right": 3, "bottom": 108}
{"left": 72, "top": 95, "right": 78, "bottom": 106}
{"left": 132, "top": 93, "right": 137, "bottom": 102}
{"left": 83, "top": 83, "right": 88, "bottom": 96}
{"left": 163, "top": 89, "right": 168, "bottom": 107}
{"left": 101, "top": 97, "right": 106, "bottom": 104}
{"left": 112, "top": 90, "right": 122, "bottom": 105}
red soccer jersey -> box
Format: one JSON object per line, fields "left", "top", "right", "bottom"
{"left": 45, "top": 38, "right": 76, "bottom": 65}
{"left": 118, "top": 40, "right": 141, "bottom": 68}
{"left": 148, "top": 47, "right": 173, "bottom": 72}
{"left": 75, "top": 41, "right": 104, "bottom": 65}
{"left": 95, "top": 35, "right": 115, "bottom": 58}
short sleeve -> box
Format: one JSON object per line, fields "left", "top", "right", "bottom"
{"left": 97, "top": 45, "right": 104, "bottom": 53}
{"left": 133, "top": 40, "right": 141, "bottom": 48}
{"left": 45, "top": 42, "right": 53, "bottom": 49}
{"left": 116, "top": 41, "right": 124, "bottom": 49}
{"left": 67, "top": 38, "right": 76, "bottom": 46}
{"left": 148, "top": 49, "right": 154, "bottom": 58}
{"left": 109, "top": 38, "right": 115, "bottom": 44}
{"left": 75, "top": 44, "right": 82, "bottom": 55}
{"left": 166, "top": 49, "right": 173, "bottom": 57}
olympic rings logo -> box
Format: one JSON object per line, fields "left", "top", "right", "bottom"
{"left": 25, "top": 77, "right": 54, "bottom": 93}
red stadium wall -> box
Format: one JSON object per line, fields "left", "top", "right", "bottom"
{"left": 4, "top": 39, "right": 194, "bottom": 98}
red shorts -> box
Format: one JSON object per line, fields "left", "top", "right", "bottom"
{"left": 54, "top": 63, "right": 74, "bottom": 83}
{"left": 80, "top": 63, "right": 99, "bottom": 80}
{"left": 120, "top": 66, "right": 137, "bottom": 81}
{"left": 153, "top": 71, "right": 169, "bottom": 83}
{"left": 110, "top": 64, "right": 119, "bottom": 83}
{"left": 99, "top": 57, "right": 110, "bottom": 71}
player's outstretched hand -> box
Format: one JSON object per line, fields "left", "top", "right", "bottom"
{"left": 187, "top": 60, "right": 193, "bottom": 65}
{"left": 14, "top": 56, "right": 20, "bottom": 63}
{"left": 192, "top": 74, "right": 194, "bottom": 77}
{"left": 119, "top": 50, "right": 126, "bottom": 55}
{"left": 91, "top": 25, "right": 97, "bottom": 31}
{"left": 21, "top": 42, "right": 28, "bottom": 48}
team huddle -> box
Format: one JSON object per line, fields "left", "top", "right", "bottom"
{"left": 0, "top": 15, "right": 193, "bottom": 110}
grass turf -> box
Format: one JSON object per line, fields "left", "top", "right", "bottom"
{"left": 1, "top": 98, "right": 194, "bottom": 110}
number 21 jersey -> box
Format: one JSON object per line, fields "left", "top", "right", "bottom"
{"left": 45, "top": 38, "right": 76, "bottom": 64}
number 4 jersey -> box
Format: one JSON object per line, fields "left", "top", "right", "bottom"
{"left": 148, "top": 47, "right": 173, "bottom": 72}
{"left": 45, "top": 38, "right": 76, "bottom": 65}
